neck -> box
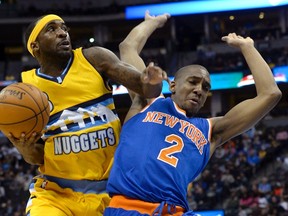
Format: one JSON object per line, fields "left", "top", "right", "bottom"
{"left": 38, "top": 53, "right": 72, "bottom": 76}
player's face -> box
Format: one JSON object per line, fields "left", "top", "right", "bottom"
{"left": 36, "top": 20, "right": 72, "bottom": 58}
{"left": 170, "top": 67, "right": 211, "bottom": 117}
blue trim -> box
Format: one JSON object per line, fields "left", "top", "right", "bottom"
{"left": 36, "top": 55, "right": 73, "bottom": 83}
{"left": 125, "top": 0, "right": 288, "bottom": 19}
{"left": 44, "top": 175, "right": 108, "bottom": 194}
{"left": 48, "top": 93, "right": 114, "bottom": 123}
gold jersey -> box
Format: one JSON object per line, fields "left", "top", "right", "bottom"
{"left": 22, "top": 48, "right": 121, "bottom": 181}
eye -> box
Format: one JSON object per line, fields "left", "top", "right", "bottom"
{"left": 47, "top": 26, "right": 55, "bottom": 32}
{"left": 62, "top": 25, "right": 70, "bottom": 32}
{"left": 203, "top": 84, "right": 210, "bottom": 92}
{"left": 203, "top": 86, "right": 210, "bottom": 92}
{"left": 188, "top": 80, "right": 197, "bottom": 85}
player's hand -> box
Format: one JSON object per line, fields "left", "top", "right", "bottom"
{"left": 221, "top": 33, "right": 254, "bottom": 49}
{"left": 7, "top": 132, "right": 42, "bottom": 150}
{"left": 7, "top": 131, "right": 44, "bottom": 165}
{"left": 144, "top": 10, "right": 170, "bottom": 28}
{"left": 141, "top": 62, "right": 168, "bottom": 85}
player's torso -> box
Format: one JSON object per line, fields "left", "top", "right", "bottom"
{"left": 108, "top": 97, "right": 211, "bottom": 209}
{"left": 22, "top": 48, "right": 121, "bottom": 181}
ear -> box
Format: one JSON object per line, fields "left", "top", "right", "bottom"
{"left": 30, "top": 41, "right": 39, "bottom": 52}
{"left": 169, "top": 80, "right": 176, "bottom": 94}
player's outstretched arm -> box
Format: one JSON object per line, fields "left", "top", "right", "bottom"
{"left": 119, "top": 11, "right": 170, "bottom": 122}
{"left": 210, "top": 33, "right": 282, "bottom": 152}
{"left": 119, "top": 11, "right": 170, "bottom": 100}
{"left": 82, "top": 11, "right": 169, "bottom": 98}
{"left": 83, "top": 45, "right": 164, "bottom": 99}
{"left": 120, "top": 11, "right": 170, "bottom": 71}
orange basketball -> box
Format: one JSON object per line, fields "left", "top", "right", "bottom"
{"left": 0, "top": 82, "right": 50, "bottom": 138}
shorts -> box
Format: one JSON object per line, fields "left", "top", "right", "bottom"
{"left": 104, "top": 195, "right": 189, "bottom": 216}
{"left": 26, "top": 177, "right": 111, "bottom": 216}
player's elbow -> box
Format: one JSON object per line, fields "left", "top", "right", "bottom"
{"left": 119, "top": 40, "right": 130, "bottom": 54}
{"left": 272, "top": 88, "right": 282, "bottom": 103}
{"left": 119, "top": 40, "right": 138, "bottom": 56}
{"left": 265, "top": 88, "right": 282, "bottom": 105}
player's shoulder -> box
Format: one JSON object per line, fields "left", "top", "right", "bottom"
{"left": 82, "top": 46, "right": 111, "bottom": 56}
{"left": 82, "top": 46, "right": 117, "bottom": 65}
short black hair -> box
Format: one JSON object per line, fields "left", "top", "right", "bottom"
{"left": 174, "top": 65, "right": 208, "bottom": 80}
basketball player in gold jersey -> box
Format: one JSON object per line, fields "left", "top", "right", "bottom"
{"left": 7, "top": 14, "right": 166, "bottom": 216}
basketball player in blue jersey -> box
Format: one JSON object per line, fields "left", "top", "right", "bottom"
{"left": 6, "top": 14, "right": 166, "bottom": 216}
{"left": 104, "top": 11, "right": 282, "bottom": 215}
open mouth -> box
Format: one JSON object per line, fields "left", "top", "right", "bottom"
{"left": 58, "top": 40, "right": 70, "bottom": 48}
{"left": 188, "top": 98, "right": 199, "bottom": 105}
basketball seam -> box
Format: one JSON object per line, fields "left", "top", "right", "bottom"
{"left": 0, "top": 103, "right": 48, "bottom": 125}
{"left": 0, "top": 83, "right": 50, "bottom": 137}
{"left": 11, "top": 83, "right": 48, "bottom": 129}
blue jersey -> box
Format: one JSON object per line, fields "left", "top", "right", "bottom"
{"left": 107, "top": 96, "right": 211, "bottom": 211}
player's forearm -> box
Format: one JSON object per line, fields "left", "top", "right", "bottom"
{"left": 241, "top": 44, "right": 281, "bottom": 97}
{"left": 129, "top": 72, "right": 162, "bottom": 99}
{"left": 142, "top": 82, "right": 163, "bottom": 99}
{"left": 16, "top": 143, "right": 44, "bottom": 165}
{"left": 108, "top": 61, "right": 163, "bottom": 98}
{"left": 121, "top": 20, "right": 160, "bottom": 55}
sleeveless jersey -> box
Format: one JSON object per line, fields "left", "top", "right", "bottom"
{"left": 107, "top": 96, "right": 211, "bottom": 211}
{"left": 21, "top": 48, "right": 121, "bottom": 181}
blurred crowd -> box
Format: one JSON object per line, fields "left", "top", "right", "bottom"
{"left": 0, "top": 141, "right": 38, "bottom": 216}
{"left": 195, "top": 46, "right": 288, "bottom": 74}
{"left": 141, "top": 41, "right": 288, "bottom": 76}
{"left": 188, "top": 125, "right": 288, "bottom": 216}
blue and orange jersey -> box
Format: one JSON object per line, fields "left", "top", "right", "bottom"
{"left": 107, "top": 96, "right": 211, "bottom": 211}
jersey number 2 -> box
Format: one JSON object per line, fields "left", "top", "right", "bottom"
{"left": 157, "top": 134, "right": 184, "bottom": 167}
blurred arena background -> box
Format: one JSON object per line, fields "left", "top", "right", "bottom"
{"left": 0, "top": 0, "right": 287, "bottom": 215}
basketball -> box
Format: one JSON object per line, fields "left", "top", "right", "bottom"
{"left": 0, "top": 82, "right": 50, "bottom": 138}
